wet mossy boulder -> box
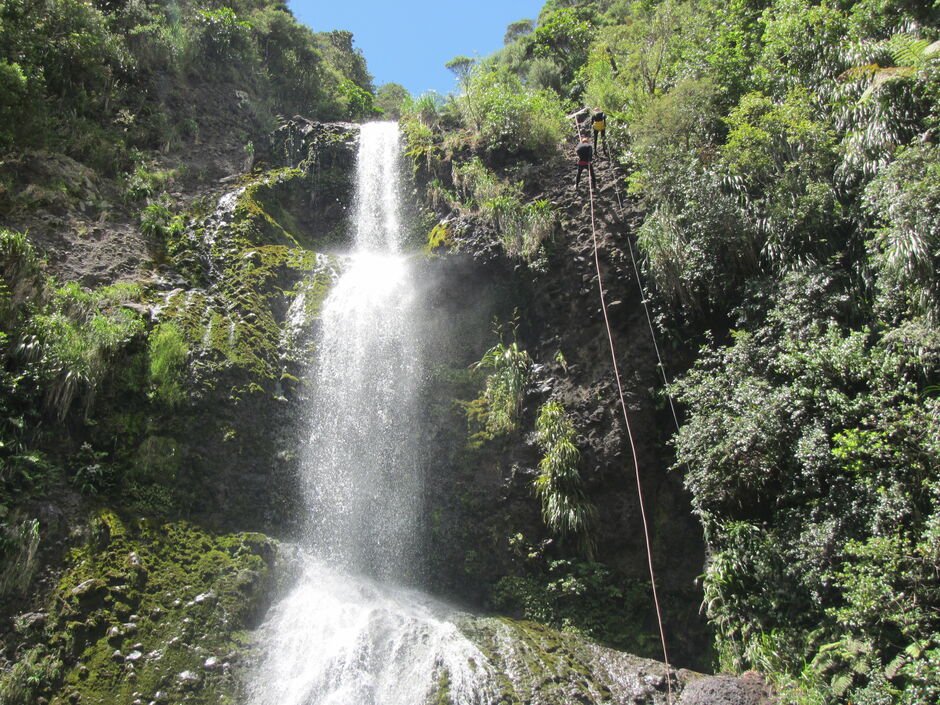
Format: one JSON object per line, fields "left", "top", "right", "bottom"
{"left": 455, "top": 616, "right": 698, "bottom": 705}
{"left": 23, "top": 509, "right": 278, "bottom": 705}
{"left": 164, "top": 169, "right": 342, "bottom": 394}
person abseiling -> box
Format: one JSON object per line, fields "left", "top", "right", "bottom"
{"left": 592, "top": 108, "right": 607, "bottom": 156}
{"left": 575, "top": 137, "right": 595, "bottom": 189}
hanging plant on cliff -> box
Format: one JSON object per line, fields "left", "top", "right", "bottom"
{"left": 534, "top": 400, "right": 596, "bottom": 558}
{"left": 472, "top": 333, "right": 531, "bottom": 435}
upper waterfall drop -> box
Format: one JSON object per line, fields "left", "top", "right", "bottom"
{"left": 352, "top": 122, "right": 404, "bottom": 252}
{"left": 302, "top": 120, "right": 423, "bottom": 583}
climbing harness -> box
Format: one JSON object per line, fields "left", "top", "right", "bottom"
{"left": 580, "top": 132, "right": 674, "bottom": 704}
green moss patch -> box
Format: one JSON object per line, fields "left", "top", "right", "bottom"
{"left": 42, "top": 510, "right": 276, "bottom": 705}
{"left": 159, "top": 168, "right": 343, "bottom": 396}
{"left": 455, "top": 616, "right": 680, "bottom": 705}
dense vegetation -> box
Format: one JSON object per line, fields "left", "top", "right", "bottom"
{"left": 0, "top": 0, "right": 372, "bottom": 531}
{"left": 1, "top": 0, "right": 939, "bottom": 701}
{"left": 0, "top": 0, "right": 375, "bottom": 173}
{"left": 405, "top": 0, "right": 940, "bottom": 701}
{"left": 0, "top": 1, "right": 373, "bottom": 700}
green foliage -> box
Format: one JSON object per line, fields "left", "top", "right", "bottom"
{"left": 190, "top": 7, "right": 253, "bottom": 66}
{"left": 460, "top": 66, "right": 567, "bottom": 157}
{"left": 452, "top": 158, "right": 558, "bottom": 259}
{"left": 69, "top": 443, "right": 113, "bottom": 496}
{"left": 487, "top": 196, "right": 557, "bottom": 259}
{"left": 492, "top": 553, "right": 652, "bottom": 653}
{"left": 699, "top": 0, "right": 766, "bottom": 104}
{"left": 425, "top": 221, "right": 453, "bottom": 254}
{"left": 472, "top": 332, "right": 531, "bottom": 435}
{"left": 25, "top": 282, "right": 145, "bottom": 420}
{"left": 504, "top": 18, "right": 534, "bottom": 46}
{"left": 0, "top": 0, "right": 377, "bottom": 169}
{"left": 0, "top": 229, "right": 42, "bottom": 295}
{"left": 672, "top": 270, "right": 940, "bottom": 701}
{"left": 139, "top": 199, "right": 183, "bottom": 241}
{"left": 124, "top": 162, "right": 176, "bottom": 203}
{"left": 0, "top": 516, "right": 41, "bottom": 598}
{"left": 445, "top": 55, "right": 477, "bottom": 83}
{"left": 635, "top": 169, "right": 755, "bottom": 314}
{"left": 584, "top": 1, "right": 706, "bottom": 121}
{"left": 375, "top": 82, "right": 410, "bottom": 119}
{"left": 336, "top": 79, "right": 378, "bottom": 120}
{"left": 756, "top": 0, "right": 849, "bottom": 93}
{"left": 400, "top": 92, "right": 447, "bottom": 174}
{"left": 534, "top": 401, "right": 595, "bottom": 557}
{"left": 0, "top": 61, "right": 29, "bottom": 149}
{"left": 0, "top": 644, "right": 62, "bottom": 705}
{"left": 431, "top": 0, "right": 940, "bottom": 698}
{"left": 530, "top": 7, "right": 594, "bottom": 84}
{"left": 842, "top": 32, "right": 940, "bottom": 102}
{"left": 720, "top": 88, "right": 842, "bottom": 266}
{"left": 148, "top": 322, "right": 189, "bottom": 407}
{"left": 864, "top": 143, "right": 940, "bottom": 321}
{"left": 452, "top": 158, "right": 505, "bottom": 207}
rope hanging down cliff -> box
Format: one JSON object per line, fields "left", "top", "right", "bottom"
{"left": 577, "top": 126, "right": 674, "bottom": 704}
{"left": 569, "top": 109, "right": 681, "bottom": 434}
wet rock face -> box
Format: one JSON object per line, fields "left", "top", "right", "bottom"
{"left": 269, "top": 118, "right": 359, "bottom": 245}
{"left": 129, "top": 121, "right": 360, "bottom": 533}
{"left": 0, "top": 150, "right": 150, "bottom": 286}
{"left": 458, "top": 616, "right": 698, "bottom": 705}
{"left": 677, "top": 672, "right": 777, "bottom": 705}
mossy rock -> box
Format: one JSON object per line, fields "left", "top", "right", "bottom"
{"left": 455, "top": 616, "right": 696, "bottom": 705}
{"left": 160, "top": 167, "right": 344, "bottom": 395}
{"left": 40, "top": 510, "right": 277, "bottom": 705}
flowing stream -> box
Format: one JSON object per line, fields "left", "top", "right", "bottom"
{"left": 248, "top": 122, "right": 496, "bottom": 705}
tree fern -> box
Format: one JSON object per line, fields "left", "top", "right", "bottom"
{"left": 840, "top": 32, "right": 940, "bottom": 102}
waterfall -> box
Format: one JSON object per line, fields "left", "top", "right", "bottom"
{"left": 303, "top": 122, "right": 423, "bottom": 583}
{"left": 248, "top": 123, "right": 496, "bottom": 705}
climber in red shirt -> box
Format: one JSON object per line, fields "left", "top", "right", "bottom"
{"left": 575, "top": 137, "right": 595, "bottom": 189}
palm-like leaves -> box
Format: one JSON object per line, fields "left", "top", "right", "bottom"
{"left": 474, "top": 340, "right": 531, "bottom": 433}
{"left": 534, "top": 401, "right": 596, "bottom": 557}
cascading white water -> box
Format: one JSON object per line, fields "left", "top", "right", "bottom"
{"left": 303, "top": 124, "right": 422, "bottom": 582}
{"left": 248, "top": 122, "right": 496, "bottom": 705}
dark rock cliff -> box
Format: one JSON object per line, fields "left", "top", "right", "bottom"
{"left": 410, "top": 145, "right": 711, "bottom": 670}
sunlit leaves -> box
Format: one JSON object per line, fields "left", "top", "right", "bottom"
{"left": 473, "top": 338, "right": 531, "bottom": 435}
{"left": 462, "top": 66, "right": 567, "bottom": 157}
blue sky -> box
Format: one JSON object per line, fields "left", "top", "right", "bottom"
{"left": 287, "top": 0, "right": 546, "bottom": 96}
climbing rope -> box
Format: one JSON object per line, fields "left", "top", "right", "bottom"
{"left": 579, "top": 130, "right": 674, "bottom": 703}
{"left": 605, "top": 161, "right": 682, "bottom": 434}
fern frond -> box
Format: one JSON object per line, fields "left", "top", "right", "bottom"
{"left": 885, "top": 652, "right": 906, "bottom": 679}
{"left": 888, "top": 33, "right": 930, "bottom": 67}
{"left": 831, "top": 673, "right": 853, "bottom": 696}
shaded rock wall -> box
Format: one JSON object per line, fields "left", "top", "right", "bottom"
{"left": 410, "top": 147, "right": 711, "bottom": 669}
